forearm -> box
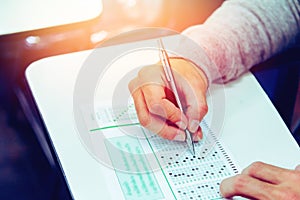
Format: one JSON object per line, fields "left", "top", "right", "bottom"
{"left": 182, "top": 0, "right": 300, "bottom": 83}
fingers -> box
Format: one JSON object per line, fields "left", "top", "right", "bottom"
{"left": 141, "top": 84, "right": 187, "bottom": 129}
{"left": 242, "top": 161, "right": 294, "bottom": 184}
{"left": 144, "top": 115, "right": 186, "bottom": 141}
{"left": 221, "top": 161, "right": 300, "bottom": 199}
{"left": 220, "top": 174, "right": 273, "bottom": 199}
{"left": 129, "top": 76, "right": 186, "bottom": 141}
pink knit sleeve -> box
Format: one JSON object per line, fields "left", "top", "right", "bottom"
{"left": 181, "top": 0, "right": 300, "bottom": 84}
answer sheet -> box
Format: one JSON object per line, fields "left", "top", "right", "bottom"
{"left": 81, "top": 103, "right": 239, "bottom": 200}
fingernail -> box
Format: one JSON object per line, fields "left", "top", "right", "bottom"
{"left": 173, "top": 133, "right": 186, "bottom": 141}
{"left": 189, "top": 120, "right": 199, "bottom": 133}
{"left": 193, "top": 134, "right": 201, "bottom": 142}
{"left": 193, "top": 129, "right": 203, "bottom": 142}
{"left": 175, "top": 121, "right": 187, "bottom": 130}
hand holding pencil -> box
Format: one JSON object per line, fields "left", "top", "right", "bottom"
{"left": 128, "top": 40, "right": 209, "bottom": 144}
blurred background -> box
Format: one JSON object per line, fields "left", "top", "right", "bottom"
{"left": 0, "top": 0, "right": 298, "bottom": 199}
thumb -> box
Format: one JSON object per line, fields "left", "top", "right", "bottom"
{"left": 180, "top": 71, "right": 208, "bottom": 140}
{"left": 169, "top": 58, "right": 209, "bottom": 141}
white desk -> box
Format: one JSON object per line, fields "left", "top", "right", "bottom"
{"left": 0, "top": 0, "right": 103, "bottom": 35}
{"left": 26, "top": 37, "right": 300, "bottom": 199}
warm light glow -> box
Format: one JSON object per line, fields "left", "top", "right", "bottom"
{"left": 117, "top": 0, "right": 162, "bottom": 22}
{"left": 117, "top": 0, "right": 137, "bottom": 8}
{"left": 127, "top": 0, "right": 137, "bottom": 7}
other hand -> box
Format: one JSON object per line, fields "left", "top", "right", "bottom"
{"left": 220, "top": 161, "right": 300, "bottom": 199}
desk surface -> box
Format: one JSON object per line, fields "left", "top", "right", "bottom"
{"left": 26, "top": 37, "right": 300, "bottom": 199}
{"left": 0, "top": 0, "right": 103, "bottom": 35}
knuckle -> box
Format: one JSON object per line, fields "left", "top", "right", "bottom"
{"left": 289, "top": 170, "right": 300, "bottom": 182}
{"left": 201, "top": 104, "right": 208, "bottom": 115}
{"left": 247, "top": 161, "right": 264, "bottom": 175}
{"left": 232, "top": 174, "right": 248, "bottom": 193}
{"left": 128, "top": 79, "right": 135, "bottom": 92}
{"left": 138, "top": 114, "right": 151, "bottom": 127}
